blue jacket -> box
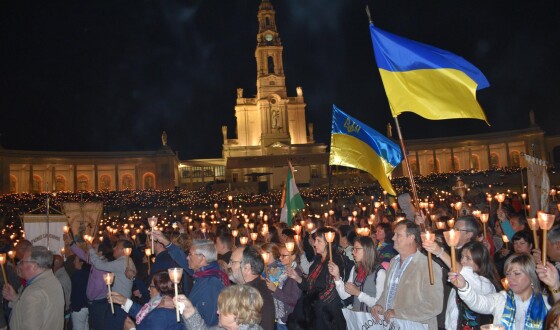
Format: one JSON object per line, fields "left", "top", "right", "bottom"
{"left": 128, "top": 302, "right": 184, "bottom": 330}
{"left": 167, "top": 244, "right": 226, "bottom": 326}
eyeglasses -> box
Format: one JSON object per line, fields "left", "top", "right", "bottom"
{"left": 149, "top": 284, "right": 156, "bottom": 289}
{"left": 280, "top": 254, "right": 291, "bottom": 258}
{"left": 17, "top": 260, "right": 37, "bottom": 266}
{"left": 352, "top": 247, "right": 363, "bottom": 252}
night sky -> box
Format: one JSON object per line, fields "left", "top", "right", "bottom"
{"left": 1, "top": 1, "right": 559, "bottom": 160}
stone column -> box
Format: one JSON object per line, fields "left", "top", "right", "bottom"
{"left": 468, "top": 147, "right": 473, "bottom": 169}
{"left": 450, "top": 147, "right": 456, "bottom": 171}
{"left": 51, "top": 166, "right": 56, "bottom": 191}
{"left": 415, "top": 151, "right": 420, "bottom": 175}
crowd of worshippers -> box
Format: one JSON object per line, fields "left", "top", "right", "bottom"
{"left": 3, "top": 197, "right": 560, "bottom": 329}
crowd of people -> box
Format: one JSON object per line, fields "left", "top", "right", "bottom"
{"left": 2, "top": 184, "right": 560, "bottom": 329}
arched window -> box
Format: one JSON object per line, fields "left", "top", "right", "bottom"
{"left": 428, "top": 158, "right": 440, "bottom": 173}
{"left": 77, "top": 175, "right": 89, "bottom": 191}
{"left": 409, "top": 160, "right": 419, "bottom": 175}
{"left": 55, "top": 175, "right": 66, "bottom": 191}
{"left": 121, "top": 174, "right": 134, "bottom": 190}
{"left": 471, "top": 154, "right": 480, "bottom": 170}
{"left": 143, "top": 173, "right": 156, "bottom": 190}
{"left": 10, "top": 175, "right": 17, "bottom": 194}
{"left": 268, "top": 56, "right": 275, "bottom": 74}
{"left": 99, "top": 175, "right": 111, "bottom": 190}
{"left": 510, "top": 151, "right": 520, "bottom": 167}
{"left": 490, "top": 153, "right": 500, "bottom": 168}
{"left": 32, "top": 175, "right": 42, "bottom": 194}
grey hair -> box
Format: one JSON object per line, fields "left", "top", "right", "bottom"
{"left": 456, "top": 215, "right": 480, "bottom": 237}
{"left": 192, "top": 239, "right": 217, "bottom": 263}
{"left": 548, "top": 225, "right": 560, "bottom": 244}
{"left": 504, "top": 253, "right": 541, "bottom": 293}
{"left": 30, "top": 246, "right": 54, "bottom": 269}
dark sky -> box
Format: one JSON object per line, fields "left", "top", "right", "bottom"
{"left": 1, "top": 0, "right": 559, "bottom": 160}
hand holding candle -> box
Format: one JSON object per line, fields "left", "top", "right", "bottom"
{"left": 103, "top": 273, "right": 115, "bottom": 314}
{"left": 148, "top": 216, "right": 158, "bottom": 253}
{"left": 420, "top": 231, "right": 435, "bottom": 285}
{"left": 444, "top": 229, "right": 461, "bottom": 273}
{"left": 168, "top": 268, "right": 183, "bottom": 322}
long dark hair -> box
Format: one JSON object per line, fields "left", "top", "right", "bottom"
{"left": 462, "top": 241, "right": 502, "bottom": 291}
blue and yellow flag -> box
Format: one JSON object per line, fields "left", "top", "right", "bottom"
{"left": 370, "top": 23, "right": 490, "bottom": 124}
{"left": 330, "top": 105, "right": 402, "bottom": 195}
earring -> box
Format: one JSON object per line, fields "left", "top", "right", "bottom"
{"left": 531, "top": 282, "right": 534, "bottom": 289}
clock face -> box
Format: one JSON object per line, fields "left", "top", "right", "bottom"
{"left": 265, "top": 34, "right": 273, "bottom": 41}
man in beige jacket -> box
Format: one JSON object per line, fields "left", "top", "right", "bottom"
{"left": 2, "top": 245, "right": 64, "bottom": 330}
{"left": 372, "top": 220, "right": 443, "bottom": 330}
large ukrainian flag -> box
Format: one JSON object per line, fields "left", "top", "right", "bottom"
{"left": 330, "top": 105, "right": 402, "bottom": 195}
{"left": 370, "top": 23, "right": 490, "bottom": 123}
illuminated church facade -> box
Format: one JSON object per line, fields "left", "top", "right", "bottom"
{"left": 1, "top": 0, "right": 559, "bottom": 195}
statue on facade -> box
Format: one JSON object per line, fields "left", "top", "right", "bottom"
{"left": 162, "top": 131, "right": 168, "bottom": 146}
{"left": 237, "top": 88, "right": 243, "bottom": 99}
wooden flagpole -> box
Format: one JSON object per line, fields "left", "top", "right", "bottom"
{"left": 393, "top": 116, "right": 420, "bottom": 209}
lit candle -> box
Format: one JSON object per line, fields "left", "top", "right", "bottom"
{"left": 480, "top": 213, "right": 489, "bottom": 240}
{"left": 447, "top": 219, "right": 455, "bottom": 229}
{"left": 168, "top": 268, "right": 183, "bottom": 322}
{"left": 324, "top": 231, "right": 335, "bottom": 261}
{"left": 239, "top": 236, "right": 249, "bottom": 246}
{"left": 261, "top": 252, "right": 270, "bottom": 278}
{"left": 496, "top": 193, "right": 505, "bottom": 209}
{"left": 285, "top": 242, "right": 295, "bottom": 253}
{"left": 528, "top": 217, "right": 539, "bottom": 247}
{"left": 63, "top": 225, "right": 69, "bottom": 234}
{"left": 420, "top": 231, "right": 435, "bottom": 285}
{"left": 293, "top": 225, "right": 301, "bottom": 235}
{"left": 538, "top": 212, "right": 555, "bottom": 265}
{"left": 502, "top": 235, "right": 510, "bottom": 250}
{"left": 7, "top": 251, "right": 15, "bottom": 264}
{"left": 306, "top": 222, "right": 314, "bottom": 232}
{"left": 124, "top": 247, "right": 132, "bottom": 269}
{"left": 501, "top": 278, "right": 509, "bottom": 291}
{"left": 250, "top": 232, "right": 258, "bottom": 244}
{"left": 148, "top": 216, "right": 158, "bottom": 253}
{"left": 293, "top": 234, "right": 300, "bottom": 243}
{"left": 103, "top": 273, "right": 115, "bottom": 314}
{"left": 145, "top": 248, "right": 152, "bottom": 274}
{"left": 436, "top": 221, "right": 446, "bottom": 230}
{"left": 0, "top": 254, "right": 8, "bottom": 286}
{"left": 444, "top": 229, "right": 461, "bottom": 273}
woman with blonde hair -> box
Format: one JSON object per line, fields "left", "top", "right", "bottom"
{"left": 450, "top": 253, "right": 550, "bottom": 329}
{"left": 176, "top": 284, "right": 264, "bottom": 330}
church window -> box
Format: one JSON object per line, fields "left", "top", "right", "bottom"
{"left": 10, "top": 175, "right": 17, "bottom": 194}
{"left": 471, "top": 154, "right": 480, "bottom": 170}
{"left": 490, "top": 153, "right": 500, "bottom": 168}
{"left": 510, "top": 151, "right": 520, "bottom": 167}
{"left": 100, "top": 175, "right": 111, "bottom": 190}
{"left": 121, "top": 174, "right": 134, "bottom": 190}
{"left": 77, "top": 175, "right": 89, "bottom": 191}
{"left": 143, "top": 172, "right": 156, "bottom": 189}
{"left": 32, "top": 175, "right": 42, "bottom": 193}
{"left": 55, "top": 175, "right": 66, "bottom": 191}
{"left": 268, "top": 56, "right": 275, "bottom": 74}
{"left": 428, "top": 158, "right": 440, "bottom": 173}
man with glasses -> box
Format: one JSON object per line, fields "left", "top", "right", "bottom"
{"left": 2, "top": 245, "right": 65, "bottom": 330}
{"left": 151, "top": 230, "right": 229, "bottom": 327}
{"left": 229, "top": 246, "right": 275, "bottom": 330}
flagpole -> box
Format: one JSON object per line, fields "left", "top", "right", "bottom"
{"left": 393, "top": 116, "right": 420, "bottom": 209}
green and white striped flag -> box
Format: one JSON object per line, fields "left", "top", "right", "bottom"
{"left": 280, "top": 162, "right": 305, "bottom": 227}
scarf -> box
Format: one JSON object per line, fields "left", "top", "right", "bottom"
{"left": 455, "top": 287, "right": 493, "bottom": 329}
{"left": 307, "top": 257, "right": 337, "bottom": 303}
{"left": 352, "top": 264, "right": 383, "bottom": 312}
{"left": 193, "top": 262, "right": 231, "bottom": 287}
{"left": 501, "top": 290, "right": 547, "bottom": 330}
{"left": 136, "top": 294, "right": 162, "bottom": 324}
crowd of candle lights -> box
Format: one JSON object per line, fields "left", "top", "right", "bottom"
{"left": 0, "top": 167, "right": 559, "bottom": 276}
